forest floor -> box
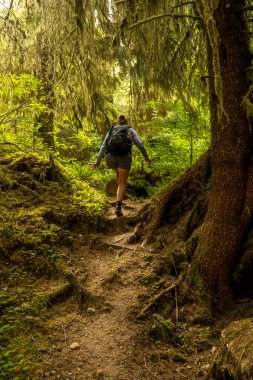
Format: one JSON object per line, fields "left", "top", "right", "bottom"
{"left": 35, "top": 199, "right": 220, "bottom": 380}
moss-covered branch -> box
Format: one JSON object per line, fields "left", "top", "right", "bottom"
{"left": 127, "top": 13, "right": 201, "bottom": 31}
{"left": 0, "top": 142, "right": 24, "bottom": 152}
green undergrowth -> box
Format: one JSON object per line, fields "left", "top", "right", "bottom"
{"left": 0, "top": 152, "right": 106, "bottom": 268}
{"left": 0, "top": 152, "right": 107, "bottom": 379}
{"left": 0, "top": 265, "right": 55, "bottom": 379}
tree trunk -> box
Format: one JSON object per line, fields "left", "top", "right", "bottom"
{"left": 191, "top": 0, "right": 253, "bottom": 310}
{"left": 34, "top": 34, "right": 55, "bottom": 150}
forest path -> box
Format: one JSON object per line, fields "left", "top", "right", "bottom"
{"left": 39, "top": 200, "right": 174, "bottom": 380}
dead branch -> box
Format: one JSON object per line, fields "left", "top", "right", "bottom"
{"left": 137, "top": 273, "right": 184, "bottom": 319}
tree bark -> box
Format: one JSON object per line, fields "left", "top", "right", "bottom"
{"left": 191, "top": 0, "right": 253, "bottom": 310}
{"left": 142, "top": 150, "right": 210, "bottom": 245}
{"left": 34, "top": 33, "right": 55, "bottom": 150}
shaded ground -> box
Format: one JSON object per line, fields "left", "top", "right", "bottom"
{"left": 35, "top": 200, "right": 218, "bottom": 380}
{"left": 2, "top": 153, "right": 253, "bottom": 380}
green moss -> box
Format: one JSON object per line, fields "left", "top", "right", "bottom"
{"left": 72, "top": 180, "right": 107, "bottom": 222}
{"left": 243, "top": 98, "right": 253, "bottom": 119}
{"left": 0, "top": 272, "right": 50, "bottom": 380}
{"left": 0, "top": 167, "right": 13, "bottom": 190}
{"left": 0, "top": 153, "right": 107, "bottom": 265}
{"left": 0, "top": 333, "right": 34, "bottom": 380}
{"left": 0, "top": 152, "right": 108, "bottom": 378}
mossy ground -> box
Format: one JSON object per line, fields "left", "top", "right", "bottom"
{"left": 0, "top": 152, "right": 107, "bottom": 379}
{"left": 2, "top": 152, "right": 253, "bottom": 379}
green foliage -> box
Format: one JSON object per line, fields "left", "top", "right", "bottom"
{"left": 139, "top": 99, "right": 210, "bottom": 180}
{"left": 55, "top": 119, "right": 98, "bottom": 161}
{"left": 65, "top": 159, "right": 113, "bottom": 192}
{"left": 0, "top": 73, "right": 47, "bottom": 149}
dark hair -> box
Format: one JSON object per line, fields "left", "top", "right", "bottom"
{"left": 118, "top": 114, "right": 128, "bottom": 125}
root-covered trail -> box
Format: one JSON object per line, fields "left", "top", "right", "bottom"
{"left": 37, "top": 200, "right": 213, "bottom": 380}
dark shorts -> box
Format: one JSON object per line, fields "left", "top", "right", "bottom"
{"left": 106, "top": 153, "right": 132, "bottom": 171}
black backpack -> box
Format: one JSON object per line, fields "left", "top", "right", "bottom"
{"left": 106, "top": 125, "right": 131, "bottom": 155}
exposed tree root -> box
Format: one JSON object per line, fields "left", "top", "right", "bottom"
{"left": 182, "top": 195, "right": 209, "bottom": 240}
{"left": 64, "top": 271, "right": 91, "bottom": 312}
{"left": 127, "top": 222, "right": 143, "bottom": 244}
{"left": 45, "top": 271, "right": 91, "bottom": 312}
{"left": 45, "top": 283, "right": 74, "bottom": 307}
{"left": 141, "top": 150, "right": 211, "bottom": 245}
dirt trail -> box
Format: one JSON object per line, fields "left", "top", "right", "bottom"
{"left": 38, "top": 200, "right": 176, "bottom": 380}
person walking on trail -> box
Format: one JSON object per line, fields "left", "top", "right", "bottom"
{"left": 92, "top": 114, "right": 151, "bottom": 216}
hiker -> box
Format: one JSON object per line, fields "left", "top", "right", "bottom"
{"left": 92, "top": 114, "right": 151, "bottom": 216}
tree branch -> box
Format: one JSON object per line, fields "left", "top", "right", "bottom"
{"left": 13, "top": 181, "right": 43, "bottom": 200}
{"left": 4, "top": 0, "right": 14, "bottom": 20}
{"left": 0, "top": 142, "right": 24, "bottom": 152}
{"left": 0, "top": 1, "right": 26, "bottom": 38}
{"left": 0, "top": 97, "right": 33, "bottom": 125}
{"left": 173, "top": 1, "right": 195, "bottom": 8}
{"left": 59, "top": 27, "right": 78, "bottom": 48}
{"left": 169, "top": 25, "right": 194, "bottom": 66}
{"left": 115, "top": 0, "right": 125, "bottom": 4}
{"left": 241, "top": 5, "right": 253, "bottom": 12}
{"left": 137, "top": 274, "right": 184, "bottom": 319}
{"left": 127, "top": 13, "right": 201, "bottom": 30}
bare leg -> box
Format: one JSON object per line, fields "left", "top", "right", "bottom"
{"left": 114, "top": 169, "right": 119, "bottom": 186}
{"left": 116, "top": 168, "right": 129, "bottom": 201}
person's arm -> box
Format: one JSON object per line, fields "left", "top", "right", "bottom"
{"left": 128, "top": 128, "right": 151, "bottom": 162}
{"left": 92, "top": 131, "right": 110, "bottom": 168}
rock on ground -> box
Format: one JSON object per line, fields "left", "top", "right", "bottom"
{"left": 207, "top": 318, "right": 253, "bottom": 379}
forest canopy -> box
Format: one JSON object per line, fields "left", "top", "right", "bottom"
{"left": 0, "top": 0, "right": 210, "bottom": 189}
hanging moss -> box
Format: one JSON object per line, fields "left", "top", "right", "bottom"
{"left": 195, "top": 0, "right": 224, "bottom": 117}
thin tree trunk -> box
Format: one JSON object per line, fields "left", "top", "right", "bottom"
{"left": 35, "top": 34, "right": 55, "bottom": 150}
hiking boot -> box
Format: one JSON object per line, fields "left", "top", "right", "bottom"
{"left": 115, "top": 201, "right": 123, "bottom": 216}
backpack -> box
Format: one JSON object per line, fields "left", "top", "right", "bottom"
{"left": 106, "top": 125, "right": 131, "bottom": 155}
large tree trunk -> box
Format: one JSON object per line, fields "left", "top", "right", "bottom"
{"left": 191, "top": 0, "right": 253, "bottom": 310}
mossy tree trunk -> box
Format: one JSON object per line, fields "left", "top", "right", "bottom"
{"left": 191, "top": 0, "right": 253, "bottom": 310}
{"left": 34, "top": 33, "right": 55, "bottom": 150}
